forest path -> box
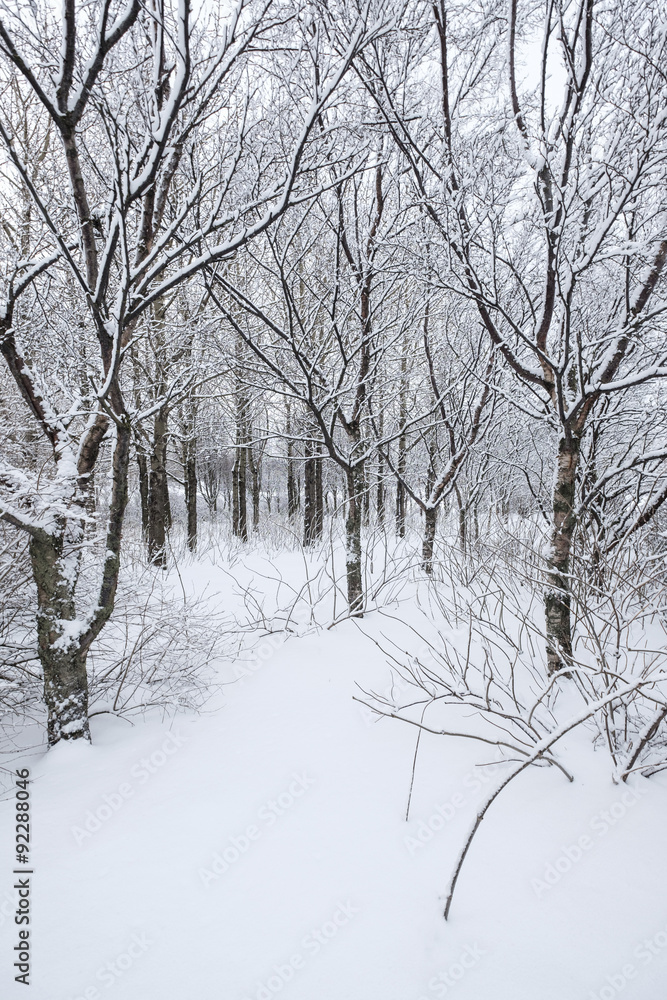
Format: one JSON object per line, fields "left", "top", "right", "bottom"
{"left": 1, "top": 584, "right": 666, "bottom": 1000}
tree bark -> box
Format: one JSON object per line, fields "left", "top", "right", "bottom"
{"left": 361, "top": 461, "right": 370, "bottom": 526}
{"left": 183, "top": 433, "right": 197, "bottom": 552}
{"left": 136, "top": 448, "right": 150, "bottom": 540}
{"left": 147, "top": 403, "right": 171, "bottom": 566}
{"left": 545, "top": 434, "right": 581, "bottom": 674}
{"left": 286, "top": 401, "right": 299, "bottom": 518}
{"left": 422, "top": 506, "right": 437, "bottom": 575}
{"left": 345, "top": 466, "right": 364, "bottom": 614}
{"left": 30, "top": 525, "right": 91, "bottom": 744}
{"left": 396, "top": 440, "right": 407, "bottom": 538}
{"left": 232, "top": 334, "right": 249, "bottom": 541}
{"left": 232, "top": 430, "right": 248, "bottom": 542}
{"left": 376, "top": 453, "right": 385, "bottom": 526}
{"left": 249, "top": 442, "right": 261, "bottom": 531}
{"left": 453, "top": 481, "right": 466, "bottom": 555}
{"left": 31, "top": 421, "right": 132, "bottom": 744}
{"left": 396, "top": 359, "right": 407, "bottom": 538}
{"left": 304, "top": 436, "right": 318, "bottom": 545}
{"left": 315, "top": 451, "right": 323, "bottom": 539}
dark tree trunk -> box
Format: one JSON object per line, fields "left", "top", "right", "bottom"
{"left": 454, "top": 481, "right": 466, "bottom": 555}
{"left": 545, "top": 434, "right": 580, "bottom": 674}
{"left": 376, "top": 454, "right": 385, "bottom": 526}
{"left": 345, "top": 466, "right": 364, "bottom": 615}
{"left": 286, "top": 401, "right": 299, "bottom": 518}
{"left": 287, "top": 458, "right": 299, "bottom": 518}
{"left": 315, "top": 452, "right": 323, "bottom": 539}
{"left": 395, "top": 483, "right": 406, "bottom": 537}
{"left": 183, "top": 434, "right": 197, "bottom": 552}
{"left": 304, "top": 436, "right": 318, "bottom": 545}
{"left": 136, "top": 449, "right": 150, "bottom": 540}
{"left": 232, "top": 342, "right": 249, "bottom": 540}
{"left": 249, "top": 444, "right": 261, "bottom": 531}
{"left": 375, "top": 407, "right": 385, "bottom": 526}
{"left": 395, "top": 432, "right": 407, "bottom": 539}
{"left": 147, "top": 403, "right": 171, "bottom": 566}
{"left": 232, "top": 447, "right": 248, "bottom": 541}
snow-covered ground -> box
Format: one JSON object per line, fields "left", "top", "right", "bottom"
{"left": 1, "top": 546, "right": 666, "bottom": 1000}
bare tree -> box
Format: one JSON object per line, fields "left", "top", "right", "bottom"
{"left": 0, "top": 0, "right": 388, "bottom": 743}
{"left": 361, "top": 0, "right": 667, "bottom": 670}
{"left": 207, "top": 161, "right": 420, "bottom": 613}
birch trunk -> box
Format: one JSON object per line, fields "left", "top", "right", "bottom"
{"left": 422, "top": 507, "right": 437, "bottom": 575}
{"left": 545, "top": 435, "right": 580, "bottom": 674}
{"left": 396, "top": 359, "right": 407, "bottom": 538}
{"left": 232, "top": 437, "right": 248, "bottom": 541}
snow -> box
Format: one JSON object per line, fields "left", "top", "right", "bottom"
{"left": 1, "top": 551, "right": 667, "bottom": 999}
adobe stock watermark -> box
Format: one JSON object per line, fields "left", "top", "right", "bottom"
{"left": 588, "top": 918, "right": 667, "bottom": 999}
{"left": 531, "top": 784, "right": 648, "bottom": 897}
{"left": 241, "top": 901, "right": 358, "bottom": 1000}
{"left": 198, "top": 772, "right": 315, "bottom": 887}
{"left": 405, "top": 757, "right": 505, "bottom": 856}
{"left": 71, "top": 730, "right": 189, "bottom": 846}
{"left": 417, "top": 943, "right": 486, "bottom": 998}
{"left": 63, "top": 932, "right": 152, "bottom": 999}
{"left": 0, "top": 886, "right": 18, "bottom": 928}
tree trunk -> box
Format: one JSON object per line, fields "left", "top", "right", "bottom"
{"left": 232, "top": 438, "right": 248, "bottom": 541}
{"left": 136, "top": 449, "right": 150, "bottom": 540}
{"left": 345, "top": 466, "right": 364, "bottom": 615}
{"left": 249, "top": 443, "right": 261, "bottom": 531}
{"left": 545, "top": 434, "right": 581, "bottom": 674}
{"left": 232, "top": 343, "right": 249, "bottom": 540}
{"left": 395, "top": 421, "right": 407, "bottom": 538}
{"left": 396, "top": 353, "right": 407, "bottom": 538}
{"left": 30, "top": 526, "right": 91, "bottom": 745}
{"left": 32, "top": 420, "right": 132, "bottom": 745}
{"left": 454, "top": 481, "right": 466, "bottom": 555}
{"left": 304, "top": 436, "right": 317, "bottom": 545}
{"left": 147, "top": 403, "right": 171, "bottom": 566}
{"left": 286, "top": 401, "right": 299, "bottom": 519}
{"left": 421, "top": 443, "right": 437, "bottom": 572}
{"left": 361, "top": 461, "right": 370, "bottom": 526}
{"left": 315, "top": 451, "right": 323, "bottom": 539}
{"left": 376, "top": 454, "right": 385, "bottom": 526}
{"left": 396, "top": 481, "right": 406, "bottom": 538}
{"left": 581, "top": 422, "right": 605, "bottom": 588}
{"left": 183, "top": 434, "right": 197, "bottom": 552}
{"left": 422, "top": 507, "right": 437, "bottom": 574}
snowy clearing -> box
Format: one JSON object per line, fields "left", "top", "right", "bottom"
{"left": 1, "top": 548, "right": 666, "bottom": 1000}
